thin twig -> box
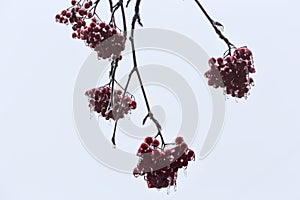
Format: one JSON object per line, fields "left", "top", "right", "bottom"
{"left": 107, "top": 0, "right": 163, "bottom": 147}
{"left": 111, "top": 68, "right": 135, "bottom": 145}
{"left": 127, "top": 0, "right": 165, "bottom": 148}
{"left": 126, "top": 0, "right": 132, "bottom": 7}
{"left": 109, "top": 0, "right": 113, "bottom": 12}
{"left": 194, "top": 0, "right": 235, "bottom": 55}
{"left": 108, "top": 0, "right": 128, "bottom": 146}
{"left": 91, "top": 0, "right": 101, "bottom": 15}
{"left": 114, "top": 80, "right": 135, "bottom": 98}
{"left": 120, "top": 2, "right": 127, "bottom": 38}
{"left": 109, "top": 59, "right": 119, "bottom": 109}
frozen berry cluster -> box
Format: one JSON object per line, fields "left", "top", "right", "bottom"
{"left": 204, "top": 47, "right": 255, "bottom": 98}
{"left": 55, "top": 0, "right": 125, "bottom": 59}
{"left": 85, "top": 86, "right": 137, "bottom": 120}
{"left": 133, "top": 136, "right": 195, "bottom": 190}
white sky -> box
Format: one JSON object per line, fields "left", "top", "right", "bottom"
{"left": 0, "top": 0, "right": 300, "bottom": 199}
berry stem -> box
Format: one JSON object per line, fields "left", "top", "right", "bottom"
{"left": 92, "top": 0, "right": 101, "bottom": 15}
{"left": 193, "top": 0, "right": 235, "bottom": 55}
{"left": 108, "top": 0, "right": 129, "bottom": 146}
{"left": 109, "top": 58, "right": 119, "bottom": 109}
{"left": 154, "top": 131, "right": 166, "bottom": 149}
{"left": 114, "top": 79, "right": 134, "bottom": 97}
{"left": 111, "top": 68, "right": 135, "bottom": 145}
{"left": 126, "top": 0, "right": 132, "bottom": 7}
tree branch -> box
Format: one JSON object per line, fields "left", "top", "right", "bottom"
{"left": 194, "top": 0, "right": 235, "bottom": 55}
{"left": 127, "top": 0, "right": 165, "bottom": 148}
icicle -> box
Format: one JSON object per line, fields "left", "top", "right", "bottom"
{"left": 235, "top": 97, "right": 239, "bottom": 103}
{"left": 167, "top": 176, "right": 172, "bottom": 195}
{"left": 89, "top": 107, "right": 93, "bottom": 119}
{"left": 184, "top": 167, "right": 188, "bottom": 177}
{"left": 174, "top": 183, "right": 177, "bottom": 192}
{"left": 167, "top": 186, "right": 171, "bottom": 195}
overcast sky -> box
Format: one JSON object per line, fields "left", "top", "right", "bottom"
{"left": 0, "top": 0, "right": 300, "bottom": 199}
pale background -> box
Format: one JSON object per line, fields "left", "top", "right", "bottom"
{"left": 1, "top": 0, "right": 300, "bottom": 199}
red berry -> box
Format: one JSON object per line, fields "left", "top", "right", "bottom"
{"left": 84, "top": 2, "right": 91, "bottom": 9}
{"left": 100, "top": 22, "right": 106, "bottom": 28}
{"left": 208, "top": 79, "right": 214, "bottom": 86}
{"left": 87, "top": 12, "right": 93, "bottom": 18}
{"left": 71, "top": 0, "right": 76, "bottom": 5}
{"left": 131, "top": 101, "right": 137, "bottom": 109}
{"left": 217, "top": 57, "right": 223, "bottom": 64}
{"left": 140, "top": 143, "right": 149, "bottom": 150}
{"left": 188, "top": 150, "right": 195, "bottom": 158}
{"left": 144, "top": 137, "right": 153, "bottom": 145}
{"left": 72, "top": 32, "right": 77, "bottom": 38}
{"left": 55, "top": 14, "right": 60, "bottom": 20}
{"left": 208, "top": 57, "right": 216, "bottom": 66}
{"left": 152, "top": 139, "right": 160, "bottom": 147}
{"left": 90, "top": 22, "right": 96, "bottom": 27}
{"left": 237, "top": 91, "right": 244, "bottom": 98}
{"left": 115, "top": 90, "right": 122, "bottom": 95}
{"left": 204, "top": 70, "right": 212, "bottom": 78}
{"left": 105, "top": 25, "right": 110, "bottom": 30}
{"left": 180, "top": 142, "right": 188, "bottom": 151}
{"left": 245, "top": 49, "right": 252, "bottom": 56}
{"left": 79, "top": 9, "right": 85, "bottom": 16}
{"left": 61, "top": 10, "right": 67, "bottom": 16}
{"left": 66, "top": 11, "right": 71, "bottom": 18}
{"left": 248, "top": 77, "right": 254, "bottom": 84}
{"left": 133, "top": 167, "right": 140, "bottom": 178}
{"left": 248, "top": 67, "right": 256, "bottom": 73}
{"left": 175, "top": 136, "right": 184, "bottom": 144}
{"left": 136, "top": 148, "right": 143, "bottom": 156}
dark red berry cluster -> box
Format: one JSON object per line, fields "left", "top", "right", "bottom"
{"left": 204, "top": 47, "right": 255, "bottom": 98}
{"left": 133, "top": 136, "right": 195, "bottom": 190}
{"left": 85, "top": 86, "right": 137, "bottom": 120}
{"left": 55, "top": 0, "right": 125, "bottom": 60}
{"left": 55, "top": 1, "right": 93, "bottom": 26}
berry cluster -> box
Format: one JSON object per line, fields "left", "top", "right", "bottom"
{"left": 204, "top": 47, "right": 255, "bottom": 98}
{"left": 85, "top": 86, "right": 137, "bottom": 120}
{"left": 55, "top": 0, "right": 125, "bottom": 59}
{"left": 133, "top": 136, "right": 195, "bottom": 190}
